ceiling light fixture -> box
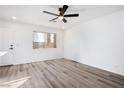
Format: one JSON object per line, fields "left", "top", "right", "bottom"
{"left": 58, "top": 16, "right": 64, "bottom": 20}
{"left": 12, "top": 16, "right": 17, "bottom": 20}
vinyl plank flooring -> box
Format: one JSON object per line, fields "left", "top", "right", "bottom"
{"left": 0, "top": 58, "right": 124, "bottom": 88}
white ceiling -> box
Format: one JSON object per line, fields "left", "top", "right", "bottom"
{"left": 0, "top": 5, "right": 123, "bottom": 30}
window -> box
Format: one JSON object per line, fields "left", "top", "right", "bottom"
{"left": 33, "top": 31, "right": 56, "bottom": 49}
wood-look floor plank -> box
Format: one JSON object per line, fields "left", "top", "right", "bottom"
{"left": 55, "top": 59, "right": 124, "bottom": 87}
{"left": 46, "top": 61, "right": 98, "bottom": 87}
{"left": 41, "top": 62, "right": 84, "bottom": 87}
{"left": 51, "top": 60, "right": 111, "bottom": 88}
{"left": 33, "top": 62, "right": 53, "bottom": 88}
{"left": 0, "top": 58, "right": 124, "bottom": 88}
{"left": 39, "top": 62, "right": 67, "bottom": 88}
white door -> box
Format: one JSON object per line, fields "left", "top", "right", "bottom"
{"left": 0, "top": 28, "right": 15, "bottom": 66}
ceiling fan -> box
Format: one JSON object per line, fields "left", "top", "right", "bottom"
{"left": 43, "top": 5, "right": 79, "bottom": 23}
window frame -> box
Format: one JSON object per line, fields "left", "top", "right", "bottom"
{"left": 33, "top": 31, "right": 57, "bottom": 49}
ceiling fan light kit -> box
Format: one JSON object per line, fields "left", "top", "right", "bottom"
{"left": 58, "top": 16, "right": 64, "bottom": 20}
{"left": 43, "top": 5, "right": 79, "bottom": 23}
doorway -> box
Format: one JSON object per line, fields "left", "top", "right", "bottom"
{"left": 0, "top": 28, "right": 15, "bottom": 66}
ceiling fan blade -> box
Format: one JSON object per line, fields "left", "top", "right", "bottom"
{"left": 43, "top": 11, "right": 59, "bottom": 16}
{"left": 62, "top": 18, "right": 67, "bottom": 23}
{"left": 64, "top": 14, "right": 79, "bottom": 17}
{"left": 49, "top": 17, "right": 58, "bottom": 21}
{"left": 61, "top": 5, "right": 68, "bottom": 15}
{"left": 50, "top": 20, "right": 57, "bottom": 22}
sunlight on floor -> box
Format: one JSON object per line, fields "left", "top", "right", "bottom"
{"left": 0, "top": 76, "right": 30, "bottom": 88}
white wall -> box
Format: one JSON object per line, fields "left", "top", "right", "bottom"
{"left": 64, "top": 10, "right": 124, "bottom": 75}
{"left": 0, "top": 20, "right": 64, "bottom": 65}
